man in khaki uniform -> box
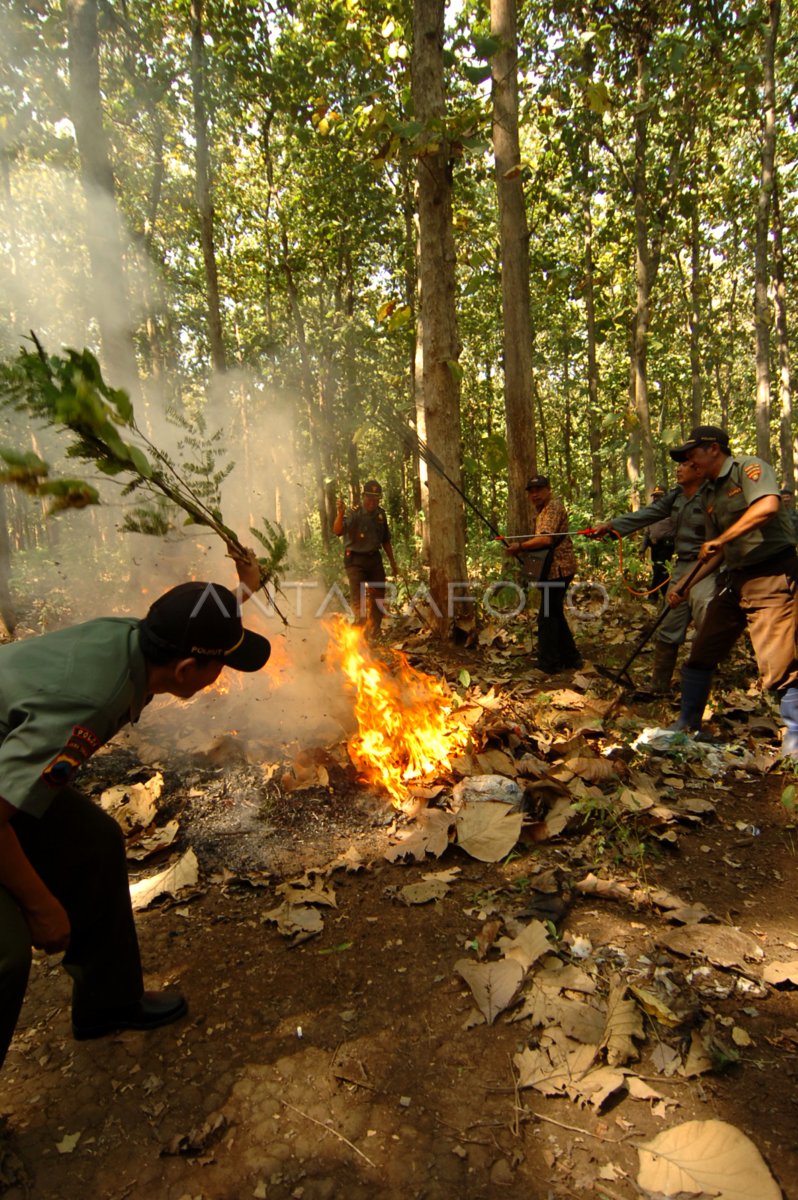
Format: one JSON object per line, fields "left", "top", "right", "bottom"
{"left": 333, "top": 480, "right": 398, "bottom": 641}
{"left": 0, "top": 552, "right": 270, "bottom": 1066}
{"left": 666, "top": 426, "right": 798, "bottom": 754}
{"left": 593, "top": 459, "right": 711, "bottom": 693}
{"left": 505, "top": 475, "right": 582, "bottom": 674}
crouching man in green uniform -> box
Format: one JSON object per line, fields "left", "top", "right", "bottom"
{"left": 0, "top": 550, "right": 270, "bottom": 1066}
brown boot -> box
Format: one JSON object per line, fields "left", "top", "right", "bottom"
{"left": 650, "top": 641, "right": 679, "bottom": 695}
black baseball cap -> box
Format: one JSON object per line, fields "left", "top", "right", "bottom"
{"left": 140, "top": 582, "right": 271, "bottom": 672}
{"left": 525, "top": 475, "right": 550, "bottom": 489}
{"left": 362, "top": 480, "right": 382, "bottom": 496}
{"left": 669, "top": 425, "right": 731, "bottom": 462}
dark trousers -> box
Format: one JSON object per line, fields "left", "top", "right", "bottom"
{"left": 344, "top": 549, "right": 388, "bottom": 635}
{"left": 537, "top": 576, "right": 580, "bottom": 672}
{"left": 0, "top": 788, "right": 144, "bottom": 1066}
{"left": 686, "top": 550, "right": 798, "bottom": 692}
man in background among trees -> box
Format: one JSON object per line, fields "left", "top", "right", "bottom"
{"left": 665, "top": 427, "right": 798, "bottom": 757}
{"left": 334, "top": 481, "right": 398, "bottom": 642}
{"left": 505, "top": 475, "right": 582, "bottom": 676}
{"left": 593, "top": 460, "right": 712, "bottom": 694}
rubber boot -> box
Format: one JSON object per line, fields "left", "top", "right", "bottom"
{"left": 780, "top": 687, "right": 798, "bottom": 758}
{"left": 650, "top": 641, "right": 679, "bottom": 695}
{"left": 669, "top": 666, "right": 713, "bottom": 733}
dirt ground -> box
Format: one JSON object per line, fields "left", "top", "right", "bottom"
{"left": 1, "top": 622, "right": 798, "bottom": 1200}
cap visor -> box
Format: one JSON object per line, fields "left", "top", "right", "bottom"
{"left": 669, "top": 445, "right": 691, "bottom": 462}
{"left": 224, "top": 631, "right": 271, "bottom": 672}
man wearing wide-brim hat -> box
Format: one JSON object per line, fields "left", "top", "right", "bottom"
{"left": 665, "top": 425, "right": 798, "bottom": 756}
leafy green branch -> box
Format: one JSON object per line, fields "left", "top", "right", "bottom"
{"left": 0, "top": 336, "right": 290, "bottom": 623}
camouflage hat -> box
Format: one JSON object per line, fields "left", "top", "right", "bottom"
{"left": 362, "top": 480, "right": 383, "bottom": 496}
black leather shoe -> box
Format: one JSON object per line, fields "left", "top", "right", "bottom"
{"left": 72, "top": 990, "right": 188, "bottom": 1040}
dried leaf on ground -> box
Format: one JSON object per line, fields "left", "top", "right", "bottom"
{"left": 568, "top": 1066, "right": 628, "bottom": 1109}
{"left": 455, "top": 800, "right": 523, "bottom": 862}
{"left": 400, "top": 873, "right": 452, "bottom": 905}
{"left": 277, "top": 878, "right": 337, "bottom": 908}
{"left": 497, "top": 919, "right": 554, "bottom": 970}
{"left": 637, "top": 1118, "right": 781, "bottom": 1200}
{"left": 455, "top": 958, "right": 525, "bottom": 1024}
{"left": 629, "top": 985, "right": 683, "bottom": 1028}
{"left": 384, "top": 809, "right": 454, "bottom": 862}
{"left": 262, "top": 901, "right": 324, "bottom": 940}
{"left": 476, "top": 748, "right": 518, "bottom": 777}
{"left": 679, "top": 1030, "right": 713, "bottom": 1078}
{"left": 129, "top": 848, "right": 199, "bottom": 911}
{"left": 601, "top": 979, "right": 645, "bottom": 1066}
{"left": 564, "top": 755, "right": 619, "bottom": 784}
{"left": 660, "top": 925, "right": 764, "bottom": 971}
{"left": 763, "top": 960, "right": 798, "bottom": 986}
{"left": 514, "top": 1036, "right": 597, "bottom": 1094}
{"left": 126, "top": 819, "right": 180, "bottom": 862}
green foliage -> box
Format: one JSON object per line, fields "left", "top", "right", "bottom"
{"left": 0, "top": 341, "right": 289, "bottom": 599}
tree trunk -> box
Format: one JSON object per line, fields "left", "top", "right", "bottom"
{"left": 687, "top": 128, "right": 703, "bottom": 427}
{"left": 581, "top": 138, "right": 603, "bottom": 518}
{"left": 754, "top": 0, "right": 779, "bottom": 461}
{"left": 630, "top": 30, "right": 656, "bottom": 495}
{"left": 412, "top": 0, "right": 468, "bottom": 637}
{"left": 773, "top": 169, "right": 794, "bottom": 488}
{"left": 491, "top": 0, "right": 535, "bottom": 537}
{"left": 0, "top": 489, "right": 16, "bottom": 639}
{"left": 190, "top": 0, "right": 227, "bottom": 373}
{"left": 65, "top": 0, "right": 140, "bottom": 394}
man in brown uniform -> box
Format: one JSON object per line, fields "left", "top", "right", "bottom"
{"left": 505, "top": 475, "right": 582, "bottom": 674}
{"left": 666, "top": 426, "right": 798, "bottom": 755}
{"left": 333, "top": 480, "right": 399, "bottom": 640}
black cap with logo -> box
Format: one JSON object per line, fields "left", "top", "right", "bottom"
{"left": 669, "top": 425, "right": 731, "bottom": 462}
{"left": 140, "top": 582, "right": 271, "bottom": 672}
{"left": 525, "top": 475, "right": 550, "bottom": 490}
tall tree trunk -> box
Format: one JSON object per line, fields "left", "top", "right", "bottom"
{"left": 490, "top": 0, "right": 535, "bottom": 537}
{"left": 687, "top": 126, "right": 703, "bottom": 427}
{"left": 190, "top": 0, "right": 226, "bottom": 373}
{"left": 0, "top": 489, "right": 16, "bottom": 639}
{"left": 581, "top": 138, "right": 603, "bottom": 518}
{"left": 754, "top": 0, "right": 779, "bottom": 461}
{"left": 412, "top": 0, "right": 468, "bottom": 637}
{"left": 65, "top": 0, "right": 140, "bottom": 393}
{"left": 630, "top": 28, "right": 656, "bottom": 495}
{"left": 773, "top": 169, "right": 794, "bottom": 488}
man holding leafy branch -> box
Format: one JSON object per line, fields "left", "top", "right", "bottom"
{"left": 0, "top": 547, "right": 270, "bottom": 1066}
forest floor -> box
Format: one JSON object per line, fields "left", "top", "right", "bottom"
{"left": 1, "top": 597, "right": 797, "bottom": 1200}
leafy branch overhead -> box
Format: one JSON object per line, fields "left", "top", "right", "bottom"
{"left": 0, "top": 339, "right": 289, "bottom": 611}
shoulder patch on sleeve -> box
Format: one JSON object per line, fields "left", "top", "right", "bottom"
{"left": 41, "top": 725, "right": 101, "bottom": 789}
{"left": 744, "top": 463, "right": 762, "bottom": 481}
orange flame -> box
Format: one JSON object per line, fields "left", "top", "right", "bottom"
{"left": 325, "top": 617, "right": 469, "bottom": 806}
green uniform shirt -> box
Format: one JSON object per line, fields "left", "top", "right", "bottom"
{"left": 702, "top": 454, "right": 794, "bottom": 569}
{"left": 610, "top": 488, "right": 706, "bottom": 560}
{"left": 341, "top": 506, "right": 391, "bottom": 554}
{"left": 0, "top": 618, "right": 149, "bottom": 817}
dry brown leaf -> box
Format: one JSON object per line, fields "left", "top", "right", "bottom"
{"left": 514, "top": 1038, "right": 597, "bottom": 1094}
{"left": 660, "top": 925, "right": 764, "bottom": 970}
{"left": 763, "top": 959, "right": 798, "bottom": 986}
{"left": 601, "top": 979, "right": 645, "bottom": 1066}
{"left": 384, "top": 810, "right": 454, "bottom": 862}
{"left": 129, "top": 848, "right": 198, "bottom": 911}
{"left": 679, "top": 1030, "right": 713, "bottom": 1078}
{"left": 567, "top": 1066, "right": 628, "bottom": 1109}
{"left": 564, "top": 755, "right": 619, "bottom": 784}
{"left": 400, "top": 879, "right": 450, "bottom": 905}
{"left": 455, "top": 800, "right": 523, "bottom": 862}
{"left": 455, "top": 958, "right": 524, "bottom": 1024}
{"left": 497, "top": 919, "right": 554, "bottom": 971}
{"left": 637, "top": 1119, "right": 781, "bottom": 1200}
{"left": 476, "top": 748, "right": 518, "bottom": 777}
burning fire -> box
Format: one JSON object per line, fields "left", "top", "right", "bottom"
{"left": 325, "top": 617, "right": 470, "bottom": 807}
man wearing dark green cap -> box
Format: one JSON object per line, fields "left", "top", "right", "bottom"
{"left": 333, "top": 480, "right": 399, "bottom": 640}
{"left": 0, "top": 550, "right": 270, "bottom": 1066}
{"left": 665, "top": 426, "right": 798, "bottom": 756}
